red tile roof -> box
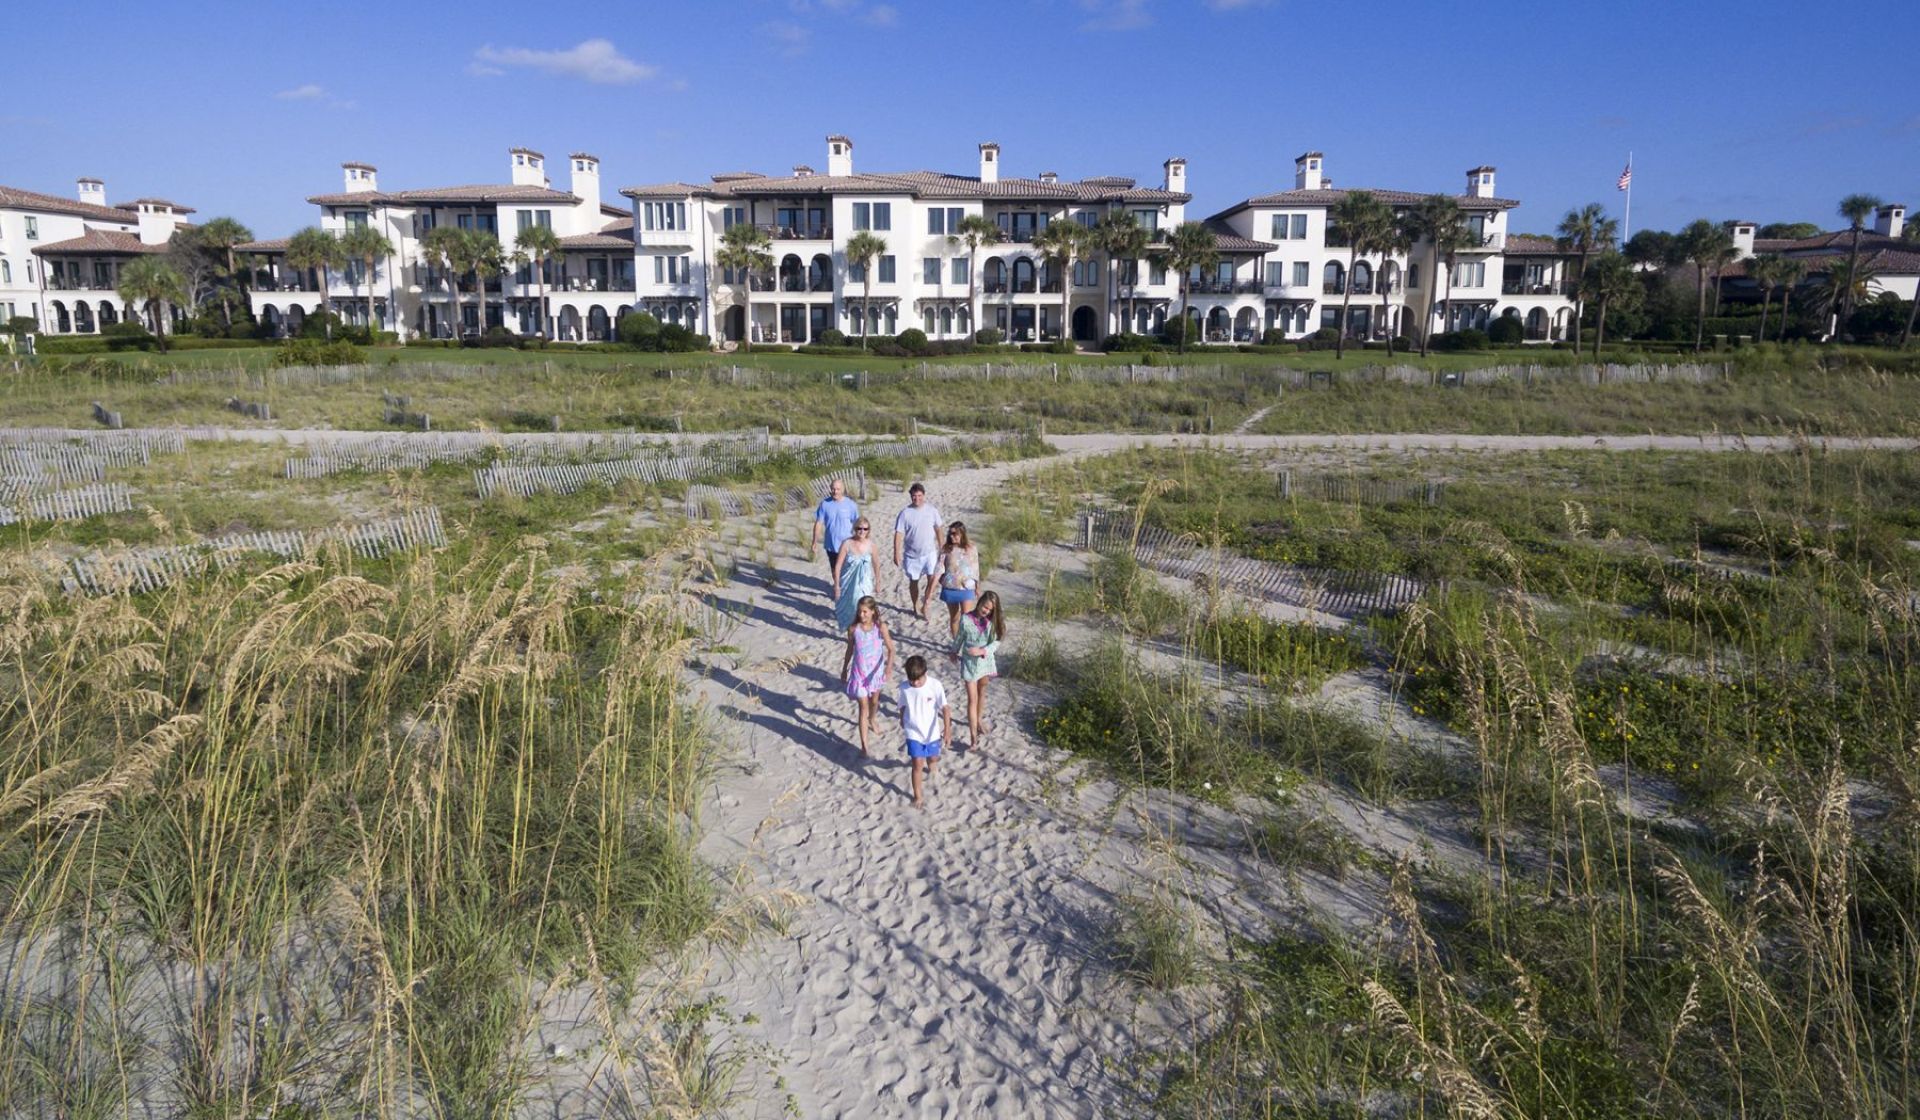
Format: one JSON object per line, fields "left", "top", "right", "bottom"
{"left": 237, "top": 237, "right": 290, "bottom": 253}
{"left": 1503, "top": 233, "right": 1576, "bottom": 256}
{"left": 1209, "top": 186, "right": 1518, "bottom": 221}
{"left": 0, "top": 184, "right": 142, "bottom": 225}
{"left": 620, "top": 168, "right": 1190, "bottom": 205}
{"left": 305, "top": 184, "right": 582, "bottom": 205}
{"left": 31, "top": 230, "right": 165, "bottom": 256}
{"left": 115, "top": 198, "right": 197, "bottom": 214}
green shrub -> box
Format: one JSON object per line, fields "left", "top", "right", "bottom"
{"left": 895, "top": 328, "right": 929, "bottom": 353}
{"left": 656, "top": 323, "right": 709, "bottom": 352}
{"left": 6, "top": 315, "right": 37, "bottom": 338}
{"left": 817, "top": 328, "right": 847, "bottom": 347}
{"left": 273, "top": 337, "right": 365, "bottom": 367}
{"left": 1261, "top": 327, "right": 1289, "bottom": 346}
{"left": 1161, "top": 317, "right": 1193, "bottom": 346}
{"left": 101, "top": 321, "right": 157, "bottom": 351}
{"left": 617, "top": 312, "right": 661, "bottom": 347}
{"left": 1430, "top": 328, "right": 1490, "bottom": 351}
{"left": 973, "top": 327, "right": 1004, "bottom": 345}
{"left": 1487, "top": 315, "right": 1526, "bottom": 345}
{"left": 1102, "top": 333, "right": 1163, "bottom": 352}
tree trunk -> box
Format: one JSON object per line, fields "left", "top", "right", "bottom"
{"left": 1902, "top": 286, "right": 1918, "bottom": 349}
{"left": 1842, "top": 229, "right": 1864, "bottom": 326}
{"left": 322, "top": 266, "right": 334, "bottom": 339}
{"left": 1756, "top": 286, "right": 1771, "bottom": 344}
{"left": 1177, "top": 277, "right": 1189, "bottom": 354}
{"left": 1572, "top": 246, "right": 1587, "bottom": 348}
{"left": 1420, "top": 245, "right": 1440, "bottom": 357}
{"left": 1439, "top": 254, "right": 1455, "bottom": 347}
{"left": 862, "top": 276, "right": 872, "bottom": 348}
{"left": 1593, "top": 296, "right": 1608, "bottom": 358}
{"left": 1779, "top": 286, "right": 1793, "bottom": 343}
{"left": 1693, "top": 267, "right": 1707, "bottom": 353}
{"left": 1062, "top": 256, "right": 1073, "bottom": 349}
{"left": 222, "top": 247, "right": 236, "bottom": 330}
{"left": 1379, "top": 268, "right": 1393, "bottom": 355}
{"left": 967, "top": 245, "right": 979, "bottom": 343}
{"left": 1337, "top": 246, "right": 1356, "bottom": 359}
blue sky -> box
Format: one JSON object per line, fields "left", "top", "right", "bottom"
{"left": 5, "top": 0, "right": 1915, "bottom": 238}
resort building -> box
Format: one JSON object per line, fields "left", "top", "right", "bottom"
{"left": 621, "top": 136, "right": 1197, "bottom": 345}
{"left": 1205, "top": 154, "right": 1580, "bottom": 343}
{"left": 1723, "top": 205, "right": 1919, "bottom": 304}
{"left": 242, "top": 149, "right": 634, "bottom": 340}
{"left": 0, "top": 180, "right": 194, "bottom": 336}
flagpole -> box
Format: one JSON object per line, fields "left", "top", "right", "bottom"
{"left": 1622, "top": 151, "right": 1633, "bottom": 242}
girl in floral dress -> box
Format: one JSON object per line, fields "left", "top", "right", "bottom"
{"left": 954, "top": 591, "right": 1003, "bottom": 750}
{"left": 840, "top": 595, "right": 895, "bottom": 757}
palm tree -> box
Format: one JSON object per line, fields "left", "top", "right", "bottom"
{"left": 1330, "top": 190, "right": 1392, "bottom": 358}
{"left": 843, "top": 231, "right": 887, "bottom": 348}
{"left": 458, "top": 230, "right": 507, "bottom": 335}
{"left": 715, "top": 221, "right": 773, "bottom": 349}
{"left": 339, "top": 225, "right": 395, "bottom": 339}
{"left": 1161, "top": 221, "right": 1217, "bottom": 353}
{"left": 1812, "top": 256, "right": 1880, "bottom": 332}
{"left": 1580, "top": 252, "right": 1640, "bottom": 358}
{"left": 1836, "top": 193, "right": 1883, "bottom": 328}
{"left": 1033, "top": 219, "right": 1089, "bottom": 347}
{"left": 1678, "top": 219, "right": 1735, "bottom": 352}
{"left": 951, "top": 214, "right": 1001, "bottom": 341}
{"left": 1775, "top": 257, "right": 1808, "bottom": 342}
{"left": 1095, "top": 211, "right": 1148, "bottom": 339}
{"left": 1377, "top": 215, "right": 1414, "bottom": 354}
{"left": 116, "top": 257, "right": 187, "bottom": 351}
{"left": 1410, "top": 195, "right": 1469, "bottom": 356}
{"left": 285, "top": 226, "right": 345, "bottom": 339}
{"left": 1555, "top": 203, "right": 1619, "bottom": 349}
{"left": 419, "top": 226, "right": 467, "bottom": 340}
{"left": 514, "top": 223, "right": 564, "bottom": 339}
{"left": 1748, "top": 254, "right": 1782, "bottom": 342}
{"left": 1903, "top": 224, "right": 1920, "bottom": 348}
{"left": 196, "top": 216, "right": 253, "bottom": 330}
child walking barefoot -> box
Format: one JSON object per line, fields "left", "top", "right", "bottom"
{"left": 954, "top": 591, "right": 1003, "bottom": 750}
{"left": 897, "top": 655, "right": 951, "bottom": 809}
{"left": 840, "top": 596, "right": 895, "bottom": 758}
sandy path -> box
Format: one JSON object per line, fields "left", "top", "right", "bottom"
{"left": 682, "top": 452, "right": 1280, "bottom": 1118}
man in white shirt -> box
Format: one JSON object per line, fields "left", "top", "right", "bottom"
{"left": 896, "top": 655, "right": 951, "bottom": 809}
{"left": 892, "top": 482, "right": 943, "bottom": 621}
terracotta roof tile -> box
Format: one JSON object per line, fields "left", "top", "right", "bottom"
{"left": 238, "top": 237, "right": 290, "bottom": 252}
{"left": 114, "top": 198, "right": 197, "bottom": 214}
{"left": 0, "top": 184, "right": 143, "bottom": 225}
{"left": 1209, "top": 186, "right": 1518, "bottom": 221}
{"left": 619, "top": 168, "right": 1191, "bottom": 205}
{"left": 31, "top": 230, "right": 165, "bottom": 256}
{"left": 305, "top": 184, "right": 582, "bottom": 205}
{"left": 1503, "top": 233, "right": 1575, "bottom": 255}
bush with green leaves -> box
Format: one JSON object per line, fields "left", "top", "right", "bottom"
{"left": 1261, "top": 327, "right": 1289, "bottom": 346}
{"left": 101, "top": 321, "right": 157, "bottom": 351}
{"left": 817, "top": 327, "right": 847, "bottom": 347}
{"left": 273, "top": 337, "right": 365, "bottom": 367}
{"left": 973, "top": 327, "right": 1003, "bottom": 345}
{"left": 895, "top": 328, "right": 929, "bottom": 353}
{"left": 617, "top": 311, "right": 662, "bottom": 347}
{"left": 1486, "top": 314, "right": 1526, "bottom": 345}
{"left": 1430, "top": 327, "right": 1490, "bottom": 351}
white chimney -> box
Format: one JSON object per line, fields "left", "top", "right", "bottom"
{"left": 826, "top": 135, "right": 853, "bottom": 177}
{"left": 77, "top": 177, "right": 106, "bottom": 206}
{"left": 1038, "top": 170, "right": 1059, "bottom": 185}
{"left": 1876, "top": 203, "right": 1907, "bottom": 239}
{"left": 341, "top": 162, "right": 378, "bottom": 193}
{"left": 1467, "top": 165, "right": 1496, "bottom": 199}
{"left": 1163, "top": 157, "right": 1187, "bottom": 194}
{"left": 510, "top": 147, "right": 547, "bottom": 188}
{"left": 135, "top": 202, "right": 185, "bottom": 246}
{"left": 1294, "top": 151, "right": 1324, "bottom": 191}
{"left": 570, "top": 153, "right": 602, "bottom": 229}
{"left": 792, "top": 164, "right": 815, "bottom": 179}
{"left": 979, "top": 142, "right": 1000, "bottom": 185}
{"left": 1727, "top": 221, "right": 1757, "bottom": 259}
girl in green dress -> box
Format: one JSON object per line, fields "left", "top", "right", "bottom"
{"left": 954, "top": 590, "right": 1003, "bottom": 749}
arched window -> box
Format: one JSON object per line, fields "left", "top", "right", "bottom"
{"left": 985, "top": 257, "right": 1006, "bottom": 292}
{"left": 1323, "top": 261, "right": 1345, "bottom": 294}
{"left": 939, "top": 306, "right": 953, "bottom": 336}
{"left": 0, "top": 260, "right": 9, "bottom": 284}
{"left": 1379, "top": 261, "right": 1399, "bottom": 293}
{"left": 924, "top": 308, "right": 936, "bottom": 333}
{"left": 1012, "top": 258, "right": 1035, "bottom": 293}
{"left": 957, "top": 308, "right": 970, "bottom": 335}
{"left": 809, "top": 254, "right": 832, "bottom": 292}
{"left": 1351, "top": 261, "right": 1372, "bottom": 295}
{"left": 884, "top": 306, "right": 897, "bottom": 334}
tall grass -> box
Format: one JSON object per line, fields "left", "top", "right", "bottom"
{"left": 0, "top": 534, "right": 719, "bottom": 1114}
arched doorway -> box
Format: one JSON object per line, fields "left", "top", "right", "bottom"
{"left": 1071, "top": 305, "right": 1098, "bottom": 342}
{"left": 808, "top": 254, "right": 832, "bottom": 292}
{"left": 984, "top": 258, "right": 1006, "bottom": 293}
{"left": 588, "top": 306, "right": 610, "bottom": 340}
{"left": 98, "top": 302, "right": 117, "bottom": 327}
{"left": 779, "top": 255, "right": 805, "bottom": 292}
{"left": 723, "top": 305, "right": 745, "bottom": 341}
{"left": 558, "top": 306, "right": 583, "bottom": 340}
{"left": 1012, "top": 258, "right": 1035, "bottom": 293}
{"left": 1205, "top": 306, "right": 1229, "bottom": 341}
{"left": 51, "top": 302, "right": 69, "bottom": 332}
{"left": 1323, "top": 261, "right": 1345, "bottom": 294}
{"left": 286, "top": 305, "right": 306, "bottom": 334}
{"left": 74, "top": 303, "right": 95, "bottom": 333}
{"left": 1234, "top": 307, "right": 1256, "bottom": 340}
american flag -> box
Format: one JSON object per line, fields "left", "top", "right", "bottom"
{"left": 1616, "top": 162, "right": 1633, "bottom": 191}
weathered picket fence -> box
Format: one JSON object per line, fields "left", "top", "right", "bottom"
{"left": 0, "top": 482, "right": 135, "bottom": 526}
{"left": 283, "top": 427, "right": 773, "bottom": 479}
{"left": 65, "top": 506, "right": 447, "bottom": 594}
{"left": 684, "top": 468, "right": 869, "bottom": 520}
{"left": 0, "top": 428, "right": 183, "bottom": 462}
{"left": 1078, "top": 509, "right": 1428, "bottom": 618}
{"left": 1278, "top": 471, "right": 1446, "bottom": 506}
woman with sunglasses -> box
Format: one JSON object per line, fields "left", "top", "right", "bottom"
{"left": 832, "top": 518, "right": 877, "bottom": 632}
{"left": 937, "top": 521, "right": 980, "bottom": 638}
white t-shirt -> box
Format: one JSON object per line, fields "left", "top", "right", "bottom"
{"left": 897, "top": 677, "right": 949, "bottom": 743}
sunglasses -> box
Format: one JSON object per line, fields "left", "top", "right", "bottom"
{"left": 854, "top": 526, "right": 871, "bottom": 532}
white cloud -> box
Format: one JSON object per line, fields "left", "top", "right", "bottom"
{"left": 471, "top": 39, "right": 656, "bottom": 85}
{"left": 273, "top": 83, "right": 354, "bottom": 109}
{"left": 759, "top": 20, "right": 813, "bottom": 56}
{"left": 1080, "top": 0, "right": 1153, "bottom": 32}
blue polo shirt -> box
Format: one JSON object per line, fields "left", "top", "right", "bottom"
{"left": 814, "top": 496, "right": 860, "bottom": 553}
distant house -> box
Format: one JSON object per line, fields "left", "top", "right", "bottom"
{"left": 1720, "top": 205, "right": 1919, "bottom": 304}
{"left": 0, "top": 180, "right": 194, "bottom": 335}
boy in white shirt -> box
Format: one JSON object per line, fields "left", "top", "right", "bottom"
{"left": 897, "top": 655, "right": 952, "bottom": 809}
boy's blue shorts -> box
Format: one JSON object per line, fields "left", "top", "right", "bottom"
{"left": 907, "top": 738, "right": 941, "bottom": 759}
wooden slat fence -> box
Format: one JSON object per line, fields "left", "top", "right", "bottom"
{"left": 1277, "top": 470, "right": 1446, "bottom": 506}
{"left": 684, "top": 468, "right": 869, "bottom": 520}
{"left": 1078, "top": 509, "right": 1428, "bottom": 618}
{"left": 0, "top": 482, "right": 135, "bottom": 526}
{"left": 66, "top": 507, "right": 447, "bottom": 595}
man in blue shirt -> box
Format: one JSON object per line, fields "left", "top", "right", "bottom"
{"left": 810, "top": 477, "right": 860, "bottom": 589}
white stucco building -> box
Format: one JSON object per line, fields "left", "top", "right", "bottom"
{"left": 1204, "top": 153, "right": 1580, "bottom": 343}
{"left": 243, "top": 148, "right": 634, "bottom": 340}
{"left": 621, "top": 136, "right": 1199, "bottom": 345}
{"left": 1723, "top": 204, "right": 1918, "bottom": 304}
{"left": 0, "top": 180, "right": 193, "bottom": 335}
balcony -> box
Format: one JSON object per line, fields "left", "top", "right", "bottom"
{"left": 46, "top": 279, "right": 110, "bottom": 291}
{"left": 1467, "top": 232, "right": 1505, "bottom": 252}
{"left": 763, "top": 223, "right": 832, "bottom": 241}
{"left": 1501, "top": 280, "right": 1568, "bottom": 296}
{"left": 1323, "top": 281, "right": 1344, "bottom": 295}
{"left": 984, "top": 280, "right": 1008, "bottom": 294}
